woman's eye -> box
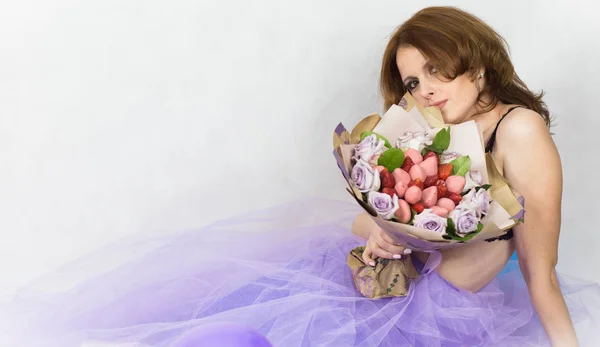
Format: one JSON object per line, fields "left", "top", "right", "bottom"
{"left": 405, "top": 80, "right": 419, "bottom": 91}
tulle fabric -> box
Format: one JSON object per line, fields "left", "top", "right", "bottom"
{"left": 1, "top": 197, "right": 600, "bottom": 346}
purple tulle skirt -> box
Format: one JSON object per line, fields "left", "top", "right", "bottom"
{"left": 1, "top": 197, "right": 600, "bottom": 346}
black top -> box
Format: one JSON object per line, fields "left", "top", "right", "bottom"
{"left": 483, "top": 106, "right": 523, "bottom": 242}
{"left": 484, "top": 106, "right": 523, "bottom": 154}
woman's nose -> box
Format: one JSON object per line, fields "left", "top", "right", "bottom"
{"left": 418, "top": 80, "right": 436, "bottom": 100}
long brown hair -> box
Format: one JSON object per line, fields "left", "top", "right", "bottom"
{"left": 380, "top": 6, "right": 550, "bottom": 126}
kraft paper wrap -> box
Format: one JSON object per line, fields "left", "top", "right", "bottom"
{"left": 347, "top": 246, "right": 420, "bottom": 299}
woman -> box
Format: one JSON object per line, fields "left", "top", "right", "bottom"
{"left": 356, "top": 5, "right": 577, "bottom": 346}
{"left": 2, "top": 6, "right": 600, "bottom": 347}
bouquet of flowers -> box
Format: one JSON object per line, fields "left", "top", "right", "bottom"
{"left": 353, "top": 128, "right": 491, "bottom": 241}
{"left": 333, "top": 93, "right": 525, "bottom": 253}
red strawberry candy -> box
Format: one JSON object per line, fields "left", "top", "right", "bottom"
{"left": 436, "top": 180, "right": 448, "bottom": 198}
{"left": 379, "top": 168, "right": 396, "bottom": 189}
{"left": 446, "top": 192, "right": 463, "bottom": 205}
{"left": 424, "top": 174, "right": 439, "bottom": 188}
{"left": 382, "top": 187, "right": 396, "bottom": 198}
{"left": 400, "top": 156, "right": 415, "bottom": 173}
{"left": 423, "top": 151, "right": 440, "bottom": 166}
{"left": 408, "top": 178, "right": 425, "bottom": 191}
{"left": 411, "top": 202, "right": 426, "bottom": 214}
{"left": 438, "top": 163, "right": 453, "bottom": 181}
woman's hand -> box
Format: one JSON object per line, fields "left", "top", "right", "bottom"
{"left": 361, "top": 225, "right": 412, "bottom": 266}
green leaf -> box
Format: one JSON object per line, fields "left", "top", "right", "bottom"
{"left": 361, "top": 131, "right": 392, "bottom": 148}
{"left": 423, "top": 145, "right": 441, "bottom": 154}
{"left": 425, "top": 127, "right": 451, "bottom": 153}
{"left": 408, "top": 208, "right": 417, "bottom": 225}
{"left": 377, "top": 148, "right": 405, "bottom": 173}
{"left": 445, "top": 218, "right": 459, "bottom": 239}
{"left": 445, "top": 218, "right": 465, "bottom": 241}
{"left": 450, "top": 156, "right": 471, "bottom": 176}
{"left": 475, "top": 184, "right": 492, "bottom": 192}
{"left": 459, "top": 223, "right": 482, "bottom": 241}
{"left": 433, "top": 127, "right": 451, "bottom": 149}
{"left": 443, "top": 219, "right": 482, "bottom": 242}
{"left": 459, "top": 232, "right": 478, "bottom": 241}
{"left": 362, "top": 193, "right": 369, "bottom": 203}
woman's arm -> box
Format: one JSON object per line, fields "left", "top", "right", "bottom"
{"left": 351, "top": 212, "right": 377, "bottom": 240}
{"left": 499, "top": 109, "right": 578, "bottom": 346}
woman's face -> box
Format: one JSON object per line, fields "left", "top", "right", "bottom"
{"left": 395, "top": 45, "right": 483, "bottom": 124}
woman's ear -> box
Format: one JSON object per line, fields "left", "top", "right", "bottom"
{"left": 476, "top": 68, "right": 486, "bottom": 92}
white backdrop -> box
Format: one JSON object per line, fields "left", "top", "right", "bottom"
{"left": 0, "top": 0, "right": 599, "bottom": 298}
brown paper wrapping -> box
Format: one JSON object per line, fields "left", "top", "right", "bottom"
{"left": 485, "top": 152, "right": 524, "bottom": 220}
{"left": 346, "top": 246, "right": 420, "bottom": 299}
{"left": 349, "top": 113, "right": 381, "bottom": 144}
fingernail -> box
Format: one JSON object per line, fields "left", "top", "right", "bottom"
{"left": 403, "top": 249, "right": 412, "bottom": 255}
{"left": 369, "top": 261, "right": 376, "bottom": 266}
{"left": 393, "top": 254, "right": 402, "bottom": 259}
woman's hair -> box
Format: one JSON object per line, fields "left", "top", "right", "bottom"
{"left": 380, "top": 6, "right": 550, "bottom": 126}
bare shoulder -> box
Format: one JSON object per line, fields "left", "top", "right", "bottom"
{"left": 495, "top": 107, "right": 556, "bottom": 159}
{"left": 494, "top": 106, "right": 562, "bottom": 196}
{"left": 496, "top": 107, "right": 550, "bottom": 142}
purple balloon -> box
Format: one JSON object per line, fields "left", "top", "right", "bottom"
{"left": 169, "top": 321, "right": 273, "bottom": 347}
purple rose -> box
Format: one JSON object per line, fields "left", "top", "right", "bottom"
{"left": 395, "top": 130, "right": 433, "bottom": 151}
{"left": 367, "top": 191, "right": 399, "bottom": 220}
{"left": 461, "top": 188, "right": 490, "bottom": 217}
{"left": 463, "top": 170, "right": 483, "bottom": 192}
{"left": 449, "top": 207, "right": 479, "bottom": 234}
{"left": 351, "top": 160, "right": 381, "bottom": 193}
{"left": 474, "top": 189, "right": 490, "bottom": 215}
{"left": 439, "top": 151, "right": 461, "bottom": 164}
{"left": 413, "top": 209, "right": 447, "bottom": 233}
{"left": 354, "top": 134, "right": 386, "bottom": 165}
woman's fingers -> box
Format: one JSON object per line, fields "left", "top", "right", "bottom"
{"left": 362, "top": 228, "right": 415, "bottom": 267}
{"left": 365, "top": 238, "right": 400, "bottom": 261}
{"left": 372, "top": 232, "right": 406, "bottom": 256}
{"left": 374, "top": 229, "right": 413, "bottom": 255}
{"left": 361, "top": 245, "right": 377, "bottom": 267}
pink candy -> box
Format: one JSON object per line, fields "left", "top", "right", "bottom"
{"left": 422, "top": 186, "right": 438, "bottom": 207}
{"left": 394, "top": 199, "right": 412, "bottom": 223}
{"left": 445, "top": 175, "right": 466, "bottom": 194}
{"left": 392, "top": 168, "right": 411, "bottom": 186}
{"left": 437, "top": 198, "right": 456, "bottom": 212}
{"left": 430, "top": 206, "right": 449, "bottom": 218}
{"left": 420, "top": 157, "right": 438, "bottom": 176}
{"left": 404, "top": 149, "right": 423, "bottom": 164}
{"left": 394, "top": 181, "right": 408, "bottom": 198}
{"left": 409, "top": 165, "right": 425, "bottom": 182}
{"left": 404, "top": 186, "right": 422, "bottom": 204}
{"left": 380, "top": 149, "right": 474, "bottom": 223}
